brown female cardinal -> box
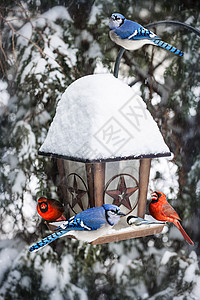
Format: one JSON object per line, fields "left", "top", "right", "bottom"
{"left": 149, "top": 191, "right": 194, "bottom": 245}
{"left": 37, "top": 197, "right": 66, "bottom": 222}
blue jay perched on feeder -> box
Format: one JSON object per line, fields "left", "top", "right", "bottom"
{"left": 29, "top": 204, "right": 125, "bottom": 252}
{"left": 109, "top": 13, "right": 184, "bottom": 56}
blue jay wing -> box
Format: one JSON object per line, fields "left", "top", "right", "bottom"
{"left": 56, "top": 206, "right": 106, "bottom": 231}
{"left": 114, "top": 20, "right": 143, "bottom": 39}
{"left": 128, "top": 27, "right": 160, "bottom": 41}
{"left": 114, "top": 27, "right": 135, "bottom": 39}
{"left": 74, "top": 207, "right": 107, "bottom": 230}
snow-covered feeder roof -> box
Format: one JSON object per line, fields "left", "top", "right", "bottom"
{"left": 39, "top": 74, "right": 171, "bottom": 163}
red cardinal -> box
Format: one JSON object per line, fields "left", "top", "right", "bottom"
{"left": 37, "top": 197, "right": 66, "bottom": 222}
{"left": 149, "top": 191, "right": 194, "bottom": 245}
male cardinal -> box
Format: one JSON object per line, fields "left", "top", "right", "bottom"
{"left": 37, "top": 197, "right": 66, "bottom": 222}
{"left": 149, "top": 191, "right": 194, "bottom": 245}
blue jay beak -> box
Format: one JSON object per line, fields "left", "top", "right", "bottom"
{"left": 118, "top": 211, "right": 126, "bottom": 217}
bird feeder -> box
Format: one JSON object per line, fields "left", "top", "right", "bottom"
{"left": 39, "top": 74, "right": 170, "bottom": 244}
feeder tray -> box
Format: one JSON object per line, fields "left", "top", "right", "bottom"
{"left": 91, "top": 223, "right": 165, "bottom": 245}
{"left": 45, "top": 216, "right": 165, "bottom": 245}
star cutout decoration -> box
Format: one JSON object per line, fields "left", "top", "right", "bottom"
{"left": 67, "top": 175, "right": 87, "bottom": 211}
{"left": 106, "top": 175, "right": 138, "bottom": 210}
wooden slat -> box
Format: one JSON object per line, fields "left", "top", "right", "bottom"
{"left": 85, "top": 163, "right": 95, "bottom": 207}
{"left": 56, "top": 158, "right": 70, "bottom": 219}
{"left": 91, "top": 224, "right": 164, "bottom": 245}
{"left": 94, "top": 162, "right": 105, "bottom": 207}
{"left": 137, "top": 158, "right": 151, "bottom": 218}
{"left": 45, "top": 222, "right": 164, "bottom": 245}
{"left": 85, "top": 162, "right": 105, "bottom": 207}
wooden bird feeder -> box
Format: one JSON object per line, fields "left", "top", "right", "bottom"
{"left": 39, "top": 74, "right": 170, "bottom": 244}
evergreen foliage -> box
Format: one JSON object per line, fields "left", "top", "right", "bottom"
{"left": 0, "top": 0, "right": 200, "bottom": 299}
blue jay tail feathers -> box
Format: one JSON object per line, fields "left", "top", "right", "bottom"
{"left": 152, "top": 39, "right": 184, "bottom": 56}
{"left": 29, "top": 230, "right": 68, "bottom": 253}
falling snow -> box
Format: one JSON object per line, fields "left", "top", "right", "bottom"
{"left": 0, "top": 2, "right": 199, "bottom": 300}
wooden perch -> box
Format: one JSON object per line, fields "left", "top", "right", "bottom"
{"left": 45, "top": 218, "right": 165, "bottom": 245}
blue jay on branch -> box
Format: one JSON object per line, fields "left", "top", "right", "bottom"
{"left": 109, "top": 13, "right": 184, "bottom": 56}
{"left": 29, "top": 204, "right": 125, "bottom": 252}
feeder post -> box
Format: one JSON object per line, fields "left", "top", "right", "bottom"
{"left": 86, "top": 162, "right": 106, "bottom": 207}
{"left": 57, "top": 158, "right": 70, "bottom": 219}
{"left": 137, "top": 158, "right": 151, "bottom": 218}
{"left": 114, "top": 47, "right": 125, "bottom": 78}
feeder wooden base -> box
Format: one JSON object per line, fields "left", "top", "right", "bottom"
{"left": 91, "top": 224, "right": 164, "bottom": 245}
{"left": 45, "top": 221, "right": 164, "bottom": 245}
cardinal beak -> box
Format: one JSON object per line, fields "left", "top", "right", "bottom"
{"left": 151, "top": 192, "right": 158, "bottom": 200}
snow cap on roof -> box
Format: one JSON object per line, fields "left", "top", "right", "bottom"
{"left": 39, "top": 74, "right": 171, "bottom": 162}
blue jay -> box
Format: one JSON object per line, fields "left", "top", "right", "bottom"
{"left": 29, "top": 204, "right": 125, "bottom": 252}
{"left": 109, "top": 13, "right": 184, "bottom": 56}
{"left": 127, "top": 215, "right": 165, "bottom": 226}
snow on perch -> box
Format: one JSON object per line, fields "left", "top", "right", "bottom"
{"left": 39, "top": 74, "right": 171, "bottom": 162}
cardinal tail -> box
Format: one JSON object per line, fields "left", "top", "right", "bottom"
{"left": 152, "top": 39, "right": 184, "bottom": 57}
{"left": 174, "top": 220, "right": 194, "bottom": 245}
{"left": 29, "top": 229, "right": 69, "bottom": 253}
